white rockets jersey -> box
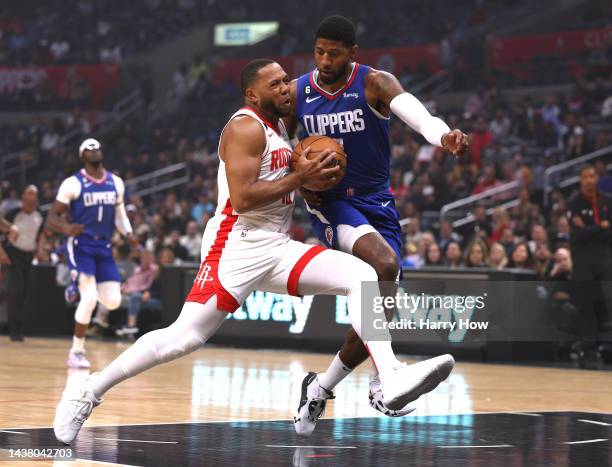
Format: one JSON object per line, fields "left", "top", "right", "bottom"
{"left": 214, "top": 106, "right": 295, "bottom": 234}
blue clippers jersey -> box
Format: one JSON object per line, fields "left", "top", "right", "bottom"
{"left": 69, "top": 170, "right": 118, "bottom": 243}
{"left": 296, "top": 63, "right": 391, "bottom": 196}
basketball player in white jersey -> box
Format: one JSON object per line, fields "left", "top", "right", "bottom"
{"left": 53, "top": 59, "right": 454, "bottom": 444}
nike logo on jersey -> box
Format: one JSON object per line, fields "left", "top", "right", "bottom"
{"left": 306, "top": 96, "right": 322, "bottom": 103}
{"left": 382, "top": 200, "right": 391, "bottom": 207}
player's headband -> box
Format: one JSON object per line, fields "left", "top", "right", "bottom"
{"left": 79, "top": 138, "right": 102, "bottom": 157}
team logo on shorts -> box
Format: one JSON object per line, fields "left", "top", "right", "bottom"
{"left": 325, "top": 226, "right": 334, "bottom": 245}
{"left": 194, "top": 262, "right": 214, "bottom": 290}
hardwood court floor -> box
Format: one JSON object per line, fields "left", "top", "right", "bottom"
{"left": 0, "top": 337, "right": 611, "bottom": 466}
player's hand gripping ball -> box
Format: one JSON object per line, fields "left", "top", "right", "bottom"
{"left": 290, "top": 135, "right": 347, "bottom": 191}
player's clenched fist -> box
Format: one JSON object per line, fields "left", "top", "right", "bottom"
{"left": 442, "top": 129, "right": 469, "bottom": 156}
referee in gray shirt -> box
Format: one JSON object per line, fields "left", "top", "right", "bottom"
{"left": 1, "top": 185, "right": 44, "bottom": 341}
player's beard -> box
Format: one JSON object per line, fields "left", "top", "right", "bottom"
{"left": 318, "top": 65, "right": 348, "bottom": 85}
{"left": 261, "top": 99, "right": 288, "bottom": 119}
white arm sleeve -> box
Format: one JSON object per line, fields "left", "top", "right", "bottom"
{"left": 56, "top": 176, "right": 81, "bottom": 204}
{"left": 112, "top": 175, "right": 133, "bottom": 236}
{"left": 389, "top": 92, "right": 450, "bottom": 147}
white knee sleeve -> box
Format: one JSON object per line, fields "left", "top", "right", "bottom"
{"left": 75, "top": 274, "right": 98, "bottom": 325}
{"left": 337, "top": 224, "right": 377, "bottom": 254}
{"left": 97, "top": 281, "right": 122, "bottom": 310}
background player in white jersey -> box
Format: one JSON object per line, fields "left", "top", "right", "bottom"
{"left": 53, "top": 59, "right": 454, "bottom": 444}
{"left": 285, "top": 16, "right": 469, "bottom": 431}
{"left": 47, "top": 139, "right": 136, "bottom": 368}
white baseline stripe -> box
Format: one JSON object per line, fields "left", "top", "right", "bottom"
{"left": 439, "top": 445, "right": 514, "bottom": 449}
{"left": 266, "top": 445, "right": 357, "bottom": 449}
{"left": 578, "top": 419, "right": 612, "bottom": 427}
{"left": 565, "top": 439, "right": 608, "bottom": 445}
{"left": 509, "top": 412, "right": 543, "bottom": 417}
{"left": 0, "top": 430, "right": 27, "bottom": 435}
{"left": 94, "top": 437, "right": 178, "bottom": 444}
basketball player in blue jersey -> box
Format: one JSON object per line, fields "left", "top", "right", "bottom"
{"left": 47, "top": 138, "right": 136, "bottom": 368}
{"left": 286, "top": 16, "right": 469, "bottom": 434}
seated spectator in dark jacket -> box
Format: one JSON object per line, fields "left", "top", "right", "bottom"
{"left": 166, "top": 229, "right": 190, "bottom": 262}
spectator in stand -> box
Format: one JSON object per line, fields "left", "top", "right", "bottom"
{"left": 533, "top": 242, "right": 552, "bottom": 279}
{"left": 472, "top": 163, "right": 502, "bottom": 194}
{"left": 438, "top": 219, "right": 462, "bottom": 252}
{"left": 424, "top": 241, "right": 444, "bottom": 266}
{"left": 552, "top": 216, "right": 571, "bottom": 249}
{"left": 528, "top": 224, "right": 549, "bottom": 253}
{"left": 561, "top": 113, "right": 585, "bottom": 158}
{"left": 117, "top": 250, "right": 160, "bottom": 337}
{"left": 541, "top": 95, "right": 562, "bottom": 143}
{"left": 469, "top": 116, "right": 493, "bottom": 168}
{"left": 488, "top": 109, "right": 511, "bottom": 143}
{"left": 508, "top": 242, "right": 534, "bottom": 270}
{"left": 546, "top": 247, "right": 573, "bottom": 282}
{"left": 165, "top": 229, "right": 189, "bottom": 262}
{"left": 179, "top": 220, "right": 201, "bottom": 261}
{"left": 489, "top": 242, "right": 508, "bottom": 269}
{"left": 158, "top": 246, "right": 179, "bottom": 266}
{"left": 464, "top": 239, "right": 488, "bottom": 268}
{"left": 489, "top": 207, "right": 511, "bottom": 244}
{"left": 406, "top": 231, "right": 435, "bottom": 269}
{"left": 445, "top": 241, "right": 462, "bottom": 268}
{"left": 404, "top": 217, "right": 422, "bottom": 246}
{"left": 595, "top": 160, "right": 612, "bottom": 193}
{"left": 461, "top": 204, "right": 491, "bottom": 244}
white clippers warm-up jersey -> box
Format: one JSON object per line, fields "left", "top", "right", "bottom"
{"left": 188, "top": 106, "right": 324, "bottom": 313}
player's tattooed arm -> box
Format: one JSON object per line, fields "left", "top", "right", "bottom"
{"left": 364, "top": 68, "right": 404, "bottom": 118}
{"left": 365, "top": 69, "right": 468, "bottom": 156}
{"left": 47, "top": 201, "right": 84, "bottom": 237}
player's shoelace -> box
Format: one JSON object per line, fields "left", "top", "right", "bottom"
{"left": 67, "top": 393, "right": 99, "bottom": 425}
{"left": 305, "top": 388, "right": 334, "bottom": 423}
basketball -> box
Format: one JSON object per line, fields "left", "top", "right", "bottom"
{"left": 290, "top": 135, "right": 347, "bottom": 191}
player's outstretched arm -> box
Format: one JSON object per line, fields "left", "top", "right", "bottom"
{"left": 222, "top": 116, "right": 340, "bottom": 213}
{"left": 365, "top": 69, "right": 468, "bottom": 156}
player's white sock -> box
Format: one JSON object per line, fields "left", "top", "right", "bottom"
{"left": 318, "top": 353, "right": 352, "bottom": 391}
{"left": 71, "top": 336, "right": 85, "bottom": 353}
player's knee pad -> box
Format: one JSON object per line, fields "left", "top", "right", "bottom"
{"left": 74, "top": 275, "right": 98, "bottom": 324}
{"left": 97, "top": 281, "right": 121, "bottom": 310}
